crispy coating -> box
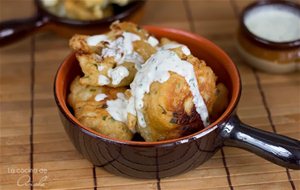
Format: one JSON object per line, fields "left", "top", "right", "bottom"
{"left": 69, "top": 34, "right": 94, "bottom": 54}
{"left": 160, "top": 38, "right": 174, "bottom": 46}
{"left": 69, "top": 22, "right": 157, "bottom": 87}
{"left": 109, "top": 22, "right": 149, "bottom": 39}
{"left": 68, "top": 76, "right": 133, "bottom": 140}
{"left": 137, "top": 51, "right": 220, "bottom": 142}
{"left": 211, "top": 83, "right": 229, "bottom": 121}
{"left": 76, "top": 53, "right": 137, "bottom": 87}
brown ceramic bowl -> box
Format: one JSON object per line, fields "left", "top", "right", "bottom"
{"left": 0, "top": 0, "right": 145, "bottom": 47}
{"left": 54, "top": 26, "right": 300, "bottom": 178}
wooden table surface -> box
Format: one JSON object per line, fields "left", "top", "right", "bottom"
{"left": 1, "top": 0, "right": 299, "bottom": 189}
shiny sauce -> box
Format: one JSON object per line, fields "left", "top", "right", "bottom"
{"left": 130, "top": 50, "right": 209, "bottom": 128}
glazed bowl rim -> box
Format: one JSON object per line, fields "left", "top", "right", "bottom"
{"left": 240, "top": 0, "right": 300, "bottom": 49}
{"left": 34, "top": 0, "right": 146, "bottom": 26}
{"left": 54, "top": 26, "right": 241, "bottom": 147}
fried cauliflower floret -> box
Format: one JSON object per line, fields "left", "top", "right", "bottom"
{"left": 69, "top": 22, "right": 157, "bottom": 87}
{"left": 68, "top": 76, "right": 133, "bottom": 140}
{"left": 133, "top": 49, "right": 223, "bottom": 142}
{"left": 75, "top": 53, "right": 137, "bottom": 87}
{"left": 64, "top": 0, "right": 112, "bottom": 20}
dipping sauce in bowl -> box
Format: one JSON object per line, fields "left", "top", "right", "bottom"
{"left": 245, "top": 4, "right": 300, "bottom": 42}
{"left": 236, "top": 0, "right": 300, "bottom": 73}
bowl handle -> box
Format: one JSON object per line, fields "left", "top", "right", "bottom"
{"left": 221, "top": 115, "right": 300, "bottom": 169}
{"left": 0, "top": 14, "right": 49, "bottom": 47}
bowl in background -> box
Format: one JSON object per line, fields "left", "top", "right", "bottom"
{"left": 236, "top": 0, "right": 300, "bottom": 74}
{"left": 0, "top": 0, "right": 146, "bottom": 47}
{"left": 54, "top": 26, "right": 300, "bottom": 178}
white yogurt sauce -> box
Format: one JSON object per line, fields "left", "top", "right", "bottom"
{"left": 86, "top": 35, "right": 109, "bottom": 46}
{"left": 126, "top": 96, "right": 136, "bottom": 116}
{"left": 106, "top": 93, "right": 135, "bottom": 123}
{"left": 160, "top": 43, "right": 191, "bottom": 56}
{"left": 181, "top": 46, "right": 191, "bottom": 55}
{"left": 87, "top": 32, "right": 147, "bottom": 85}
{"left": 107, "top": 66, "right": 130, "bottom": 85}
{"left": 98, "top": 75, "right": 110, "bottom": 85}
{"left": 101, "top": 32, "right": 142, "bottom": 65}
{"left": 123, "top": 52, "right": 144, "bottom": 70}
{"left": 97, "top": 65, "right": 105, "bottom": 71}
{"left": 95, "top": 93, "right": 107, "bottom": 102}
{"left": 86, "top": 32, "right": 144, "bottom": 66}
{"left": 245, "top": 5, "right": 300, "bottom": 42}
{"left": 122, "top": 32, "right": 141, "bottom": 54}
{"left": 41, "top": 0, "right": 58, "bottom": 7}
{"left": 147, "top": 36, "right": 159, "bottom": 47}
{"left": 106, "top": 93, "right": 128, "bottom": 123}
{"left": 130, "top": 50, "right": 209, "bottom": 128}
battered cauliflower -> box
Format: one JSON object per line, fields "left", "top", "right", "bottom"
{"left": 67, "top": 22, "right": 229, "bottom": 142}
{"left": 69, "top": 22, "right": 157, "bottom": 87}
{"left": 68, "top": 76, "right": 133, "bottom": 140}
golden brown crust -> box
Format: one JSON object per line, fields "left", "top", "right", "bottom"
{"left": 68, "top": 76, "right": 133, "bottom": 140}
{"left": 76, "top": 53, "right": 137, "bottom": 87}
{"left": 211, "top": 83, "right": 229, "bottom": 121}
{"left": 133, "top": 40, "right": 157, "bottom": 61}
{"left": 140, "top": 74, "right": 202, "bottom": 141}
{"left": 110, "top": 22, "right": 149, "bottom": 39}
{"left": 69, "top": 34, "right": 92, "bottom": 54}
{"left": 137, "top": 51, "right": 218, "bottom": 142}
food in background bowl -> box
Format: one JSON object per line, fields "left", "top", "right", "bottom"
{"left": 41, "top": 0, "right": 133, "bottom": 20}
{"left": 68, "top": 21, "right": 229, "bottom": 141}
{"left": 0, "top": 0, "right": 145, "bottom": 47}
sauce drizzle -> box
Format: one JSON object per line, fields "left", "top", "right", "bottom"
{"left": 130, "top": 50, "right": 209, "bottom": 128}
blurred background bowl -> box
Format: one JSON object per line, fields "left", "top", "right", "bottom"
{"left": 0, "top": 0, "right": 146, "bottom": 47}
{"left": 236, "top": 0, "right": 300, "bottom": 74}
